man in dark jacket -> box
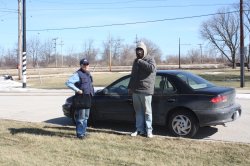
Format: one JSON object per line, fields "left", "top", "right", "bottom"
{"left": 128, "top": 41, "right": 156, "bottom": 138}
{"left": 65, "top": 58, "right": 94, "bottom": 139}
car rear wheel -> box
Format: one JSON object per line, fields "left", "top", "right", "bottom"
{"left": 168, "top": 110, "right": 199, "bottom": 138}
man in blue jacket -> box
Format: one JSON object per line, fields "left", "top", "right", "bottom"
{"left": 65, "top": 58, "right": 94, "bottom": 139}
{"left": 128, "top": 41, "right": 156, "bottom": 138}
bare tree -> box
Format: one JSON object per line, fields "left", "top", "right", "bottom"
{"left": 112, "top": 38, "right": 123, "bottom": 65}
{"left": 101, "top": 36, "right": 124, "bottom": 66}
{"left": 0, "top": 47, "right": 4, "bottom": 67}
{"left": 243, "top": 0, "right": 250, "bottom": 69}
{"left": 27, "top": 36, "right": 41, "bottom": 67}
{"left": 82, "top": 39, "right": 99, "bottom": 64}
{"left": 187, "top": 49, "right": 200, "bottom": 64}
{"left": 139, "top": 38, "right": 163, "bottom": 64}
{"left": 3, "top": 48, "right": 17, "bottom": 68}
{"left": 40, "top": 39, "right": 53, "bottom": 67}
{"left": 200, "top": 8, "right": 240, "bottom": 68}
{"left": 165, "top": 54, "right": 179, "bottom": 64}
{"left": 64, "top": 46, "right": 78, "bottom": 67}
{"left": 243, "top": 0, "right": 250, "bottom": 32}
{"left": 120, "top": 44, "right": 134, "bottom": 65}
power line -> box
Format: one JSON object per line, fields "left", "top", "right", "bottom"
{"left": 25, "top": 3, "right": 237, "bottom": 11}
{"left": 0, "top": 9, "right": 17, "bottom": 13}
{"left": 27, "top": 10, "right": 240, "bottom": 32}
{"left": 34, "top": 0, "right": 172, "bottom": 5}
{"left": 25, "top": 3, "right": 238, "bottom": 11}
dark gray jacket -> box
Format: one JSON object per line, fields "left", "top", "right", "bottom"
{"left": 128, "top": 42, "right": 156, "bottom": 95}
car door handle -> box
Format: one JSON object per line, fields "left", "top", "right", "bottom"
{"left": 167, "top": 98, "right": 176, "bottom": 102}
{"left": 127, "top": 99, "right": 133, "bottom": 104}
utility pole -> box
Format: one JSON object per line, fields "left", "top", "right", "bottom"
{"left": 22, "top": 0, "right": 27, "bottom": 88}
{"left": 240, "top": 0, "right": 245, "bottom": 87}
{"left": 178, "top": 38, "right": 190, "bottom": 69}
{"left": 52, "top": 38, "right": 58, "bottom": 67}
{"left": 178, "top": 38, "right": 181, "bottom": 69}
{"left": 18, "top": 0, "right": 22, "bottom": 80}
{"left": 249, "top": 35, "right": 250, "bottom": 71}
{"left": 135, "top": 34, "right": 138, "bottom": 44}
{"left": 198, "top": 44, "right": 203, "bottom": 63}
{"left": 58, "top": 39, "right": 64, "bottom": 67}
{"left": 109, "top": 34, "right": 112, "bottom": 72}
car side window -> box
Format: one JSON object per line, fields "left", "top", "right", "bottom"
{"left": 177, "top": 73, "right": 212, "bottom": 90}
{"left": 107, "top": 77, "right": 130, "bottom": 95}
{"left": 154, "top": 75, "right": 176, "bottom": 95}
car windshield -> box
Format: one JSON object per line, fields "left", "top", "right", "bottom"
{"left": 106, "top": 76, "right": 130, "bottom": 95}
{"left": 177, "top": 72, "right": 215, "bottom": 90}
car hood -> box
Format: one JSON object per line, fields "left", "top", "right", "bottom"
{"left": 94, "top": 87, "right": 104, "bottom": 93}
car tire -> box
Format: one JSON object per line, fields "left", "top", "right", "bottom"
{"left": 168, "top": 110, "right": 199, "bottom": 138}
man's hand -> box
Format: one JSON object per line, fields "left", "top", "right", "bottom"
{"left": 77, "top": 90, "right": 83, "bottom": 94}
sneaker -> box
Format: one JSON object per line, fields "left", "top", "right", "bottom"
{"left": 77, "top": 135, "right": 86, "bottom": 139}
{"left": 77, "top": 134, "right": 88, "bottom": 139}
{"left": 84, "top": 133, "right": 90, "bottom": 137}
{"left": 131, "top": 131, "right": 145, "bottom": 137}
{"left": 147, "top": 133, "right": 153, "bottom": 138}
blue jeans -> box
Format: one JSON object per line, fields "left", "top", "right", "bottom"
{"left": 132, "top": 93, "right": 153, "bottom": 135}
{"left": 75, "top": 108, "right": 90, "bottom": 137}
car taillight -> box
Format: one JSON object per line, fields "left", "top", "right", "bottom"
{"left": 210, "top": 95, "right": 227, "bottom": 103}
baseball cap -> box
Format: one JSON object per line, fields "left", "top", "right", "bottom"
{"left": 80, "top": 58, "right": 89, "bottom": 65}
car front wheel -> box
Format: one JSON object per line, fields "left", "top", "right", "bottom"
{"left": 168, "top": 110, "right": 199, "bottom": 138}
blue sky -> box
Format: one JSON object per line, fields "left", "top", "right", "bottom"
{"left": 0, "top": 0, "right": 239, "bottom": 58}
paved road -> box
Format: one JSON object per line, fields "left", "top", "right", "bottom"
{"left": 0, "top": 90, "right": 249, "bottom": 143}
{"left": 0, "top": 90, "right": 72, "bottom": 124}
{"left": 195, "top": 99, "right": 250, "bottom": 143}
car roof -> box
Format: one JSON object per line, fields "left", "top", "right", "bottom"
{"left": 122, "top": 70, "right": 189, "bottom": 77}
{"left": 156, "top": 70, "right": 187, "bottom": 75}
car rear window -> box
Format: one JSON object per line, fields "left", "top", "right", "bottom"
{"left": 177, "top": 72, "right": 215, "bottom": 90}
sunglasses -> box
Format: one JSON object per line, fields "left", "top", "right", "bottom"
{"left": 81, "top": 63, "right": 89, "bottom": 66}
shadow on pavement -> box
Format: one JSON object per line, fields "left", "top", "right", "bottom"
{"left": 44, "top": 117, "right": 74, "bottom": 126}
{"left": 44, "top": 117, "right": 219, "bottom": 139}
{"left": 193, "top": 126, "right": 218, "bottom": 139}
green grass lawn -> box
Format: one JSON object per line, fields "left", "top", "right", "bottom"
{"left": 1, "top": 120, "right": 250, "bottom": 166}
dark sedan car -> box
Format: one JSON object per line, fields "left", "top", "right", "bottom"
{"left": 63, "top": 70, "right": 241, "bottom": 138}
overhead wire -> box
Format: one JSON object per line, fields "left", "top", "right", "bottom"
{"left": 33, "top": 0, "right": 172, "bottom": 5}
{"left": 27, "top": 10, "right": 240, "bottom": 32}
{"left": 26, "top": 3, "right": 237, "bottom": 11}
{"left": 0, "top": 1, "right": 240, "bottom": 32}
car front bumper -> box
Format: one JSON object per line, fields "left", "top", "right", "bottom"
{"left": 62, "top": 103, "right": 72, "bottom": 118}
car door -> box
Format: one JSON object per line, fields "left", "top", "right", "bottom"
{"left": 94, "top": 76, "right": 135, "bottom": 122}
{"left": 152, "top": 74, "right": 178, "bottom": 125}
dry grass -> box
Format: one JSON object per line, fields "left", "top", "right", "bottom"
{"left": 0, "top": 120, "right": 250, "bottom": 166}
{"left": 27, "top": 68, "right": 250, "bottom": 89}
{"left": 26, "top": 72, "right": 128, "bottom": 89}
{"left": 1, "top": 67, "right": 250, "bottom": 89}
